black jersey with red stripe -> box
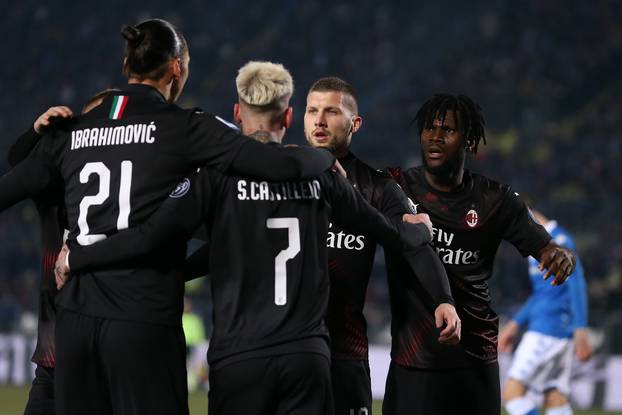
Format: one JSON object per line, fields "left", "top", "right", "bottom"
{"left": 326, "top": 153, "right": 413, "bottom": 360}
{"left": 387, "top": 166, "right": 551, "bottom": 368}
{"left": 8, "top": 128, "right": 66, "bottom": 368}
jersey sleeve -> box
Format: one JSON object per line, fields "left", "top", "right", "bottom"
{"left": 182, "top": 242, "right": 210, "bottom": 282}
{"left": 68, "top": 169, "right": 209, "bottom": 272}
{"left": 0, "top": 149, "right": 58, "bottom": 211}
{"left": 376, "top": 178, "right": 416, "bottom": 219}
{"left": 499, "top": 190, "right": 551, "bottom": 257}
{"left": 186, "top": 112, "right": 335, "bottom": 180}
{"left": 323, "top": 171, "right": 431, "bottom": 250}
{"left": 557, "top": 233, "right": 588, "bottom": 330}
{"left": 401, "top": 245, "right": 454, "bottom": 305}
{"left": 8, "top": 128, "right": 40, "bottom": 167}
{"left": 568, "top": 259, "right": 588, "bottom": 330}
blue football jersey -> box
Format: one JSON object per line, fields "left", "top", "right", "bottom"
{"left": 514, "top": 221, "right": 588, "bottom": 338}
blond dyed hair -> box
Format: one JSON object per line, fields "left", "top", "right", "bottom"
{"left": 236, "top": 61, "right": 294, "bottom": 111}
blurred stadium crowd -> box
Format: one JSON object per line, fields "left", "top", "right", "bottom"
{"left": 0, "top": 0, "right": 620, "bottom": 351}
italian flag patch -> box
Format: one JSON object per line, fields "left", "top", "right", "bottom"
{"left": 109, "top": 95, "right": 129, "bottom": 120}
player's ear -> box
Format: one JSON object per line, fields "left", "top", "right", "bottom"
{"left": 233, "top": 103, "right": 242, "bottom": 125}
{"left": 170, "top": 58, "right": 181, "bottom": 81}
{"left": 283, "top": 107, "right": 293, "bottom": 129}
{"left": 351, "top": 115, "right": 363, "bottom": 134}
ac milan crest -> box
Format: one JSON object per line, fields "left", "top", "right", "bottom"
{"left": 465, "top": 209, "right": 479, "bottom": 227}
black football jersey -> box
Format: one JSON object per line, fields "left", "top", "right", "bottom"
{"left": 388, "top": 166, "right": 551, "bottom": 368}
{"left": 326, "top": 152, "right": 415, "bottom": 360}
{"left": 21, "top": 84, "right": 334, "bottom": 326}
{"left": 66, "top": 164, "right": 429, "bottom": 369}
{"left": 7, "top": 128, "right": 66, "bottom": 368}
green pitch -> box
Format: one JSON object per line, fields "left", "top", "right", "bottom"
{"left": 1, "top": 385, "right": 619, "bottom": 414}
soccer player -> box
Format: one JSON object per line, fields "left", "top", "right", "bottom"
{"left": 384, "top": 94, "right": 577, "bottom": 415}
{"left": 303, "top": 77, "right": 460, "bottom": 414}
{"left": 499, "top": 208, "right": 591, "bottom": 415}
{"left": 8, "top": 106, "right": 68, "bottom": 415}
{"left": 54, "top": 61, "right": 434, "bottom": 415}
{"left": 6, "top": 90, "right": 119, "bottom": 415}
{"left": 5, "top": 20, "right": 338, "bottom": 415}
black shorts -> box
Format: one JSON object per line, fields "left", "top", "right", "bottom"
{"left": 24, "top": 365, "right": 55, "bottom": 415}
{"left": 382, "top": 360, "right": 500, "bottom": 415}
{"left": 208, "top": 353, "right": 333, "bottom": 415}
{"left": 55, "top": 309, "right": 188, "bottom": 415}
{"left": 331, "top": 359, "right": 372, "bottom": 415}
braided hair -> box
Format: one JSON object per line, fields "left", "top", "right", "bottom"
{"left": 414, "top": 94, "right": 486, "bottom": 153}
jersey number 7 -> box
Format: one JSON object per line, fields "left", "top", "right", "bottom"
{"left": 266, "top": 217, "right": 300, "bottom": 306}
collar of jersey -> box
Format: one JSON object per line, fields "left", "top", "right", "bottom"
{"left": 122, "top": 83, "right": 167, "bottom": 103}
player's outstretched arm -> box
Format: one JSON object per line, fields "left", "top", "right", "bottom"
{"left": 230, "top": 139, "right": 337, "bottom": 180}
{"left": 537, "top": 242, "right": 576, "bottom": 285}
{"left": 399, "top": 245, "right": 460, "bottom": 344}
{"left": 566, "top": 254, "right": 591, "bottom": 361}
{"left": 186, "top": 113, "right": 336, "bottom": 181}
{"left": 57, "top": 170, "right": 208, "bottom": 281}
{"left": 323, "top": 171, "right": 431, "bottom": 250}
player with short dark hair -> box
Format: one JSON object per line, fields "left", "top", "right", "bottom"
{"left": 304, "top": 77, "right": 460, "bottom": 414}
{"left": 53, "top": 64, "right": 435, "bottom": 415}
{"left": 384, "top": 93, "right": 576, "bottom": 415}
{"left": 2, "top": 19, "right": 339, "bottom": 415}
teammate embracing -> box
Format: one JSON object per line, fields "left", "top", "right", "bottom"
{"left": 384, "top": 94, "right": 576, "bottom": 415}
{"left": 54, "top": 62, "right": 435, "bottom": 415}
{"left": 3, "top": 19, "right": 337, "bottom": 415}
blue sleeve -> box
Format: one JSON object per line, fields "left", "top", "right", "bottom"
{"left": 555, "top": 230, "right": 588, "bottom": 331}
{"left": 568, "top": 259, "right": 588, "bottom": 330}
{"left": 513, "top": 295, "right": 536, "bottom": 327}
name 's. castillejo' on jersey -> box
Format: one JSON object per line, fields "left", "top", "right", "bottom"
{"left": 432, "top": 226, "right": 480, "bottom": 265}
{"left": 237, "top": 179, "right": 321, "bottom": 202}
{"left": 326, "top": 222, "right": 366, "bottom": 251}
{"left": 71, "top": 122, "right": 157, "bottom": 150}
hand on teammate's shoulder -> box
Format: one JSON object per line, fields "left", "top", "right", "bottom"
{"left": 34, "top": 106, "right": 74, "bottom": 134}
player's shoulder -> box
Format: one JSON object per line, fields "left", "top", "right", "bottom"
{"left": 348, "top": 153, "right": 395, "bottom": 189}
{"left": 391, "top": 166, "right": 426, "bottom": 191}
{"left": 468, "top": 170, "right": 513, "bottom": 198}
{"left": 172, "top": 167, "right": 224, "bottom": 197}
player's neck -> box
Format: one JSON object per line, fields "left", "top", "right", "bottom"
{"left": 245, "top": 128, "right": 283, "bottom": 144}
{"left": 128, "top": 78, "right": 171, "bottom": 101}
{"left": 424, "top": 168, "right": 464, "bottom": 192}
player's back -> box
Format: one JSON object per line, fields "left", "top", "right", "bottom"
{"left": 44, "top": 84, "right": 242, "bottom": 325}
{"left": 202, "top": 169, "right": 338, "bottom": 368}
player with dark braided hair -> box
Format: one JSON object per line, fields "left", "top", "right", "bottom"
{"left": 383, "top": 93, "right": 576, "bottom": 415}
{"left": 413, "top": 93, "right": 486, "bottom": 154}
